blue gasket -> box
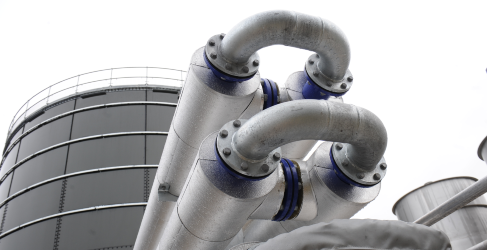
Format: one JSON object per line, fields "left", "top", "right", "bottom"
{"left": 272, "top": 159, "right": 293, "bottom": 221}
{"left": 302, "top": 69, "right": 346, "bottom": 100}
{"left": 282, "top": 159, "right": 299, "bottom": 221}
{"left": 329, "top": 149, "right": 375, "bottom": 188}
{"left": 203, "top": 50, "right": 255, "bottom": 83}
{"left": 261, "top": 78, "right": 273, "bottom": 110}
{"left": 214, "top": 142, "right": 267, "bottom": 182}
{"left": 267, "top": 79, "right": 279, "bottom": 107}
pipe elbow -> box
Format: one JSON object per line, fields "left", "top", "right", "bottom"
{"left": 229, "top": 100, "right": 387, "bottom": 182}
{"left": 206, "top": 10, "right": 351, "bottom": 82}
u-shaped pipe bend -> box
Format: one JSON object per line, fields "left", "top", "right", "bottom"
{"left": 232, "top": 100, "right": 387, "bottom": 174}
{"left": 206, "top": 10, "right": 350, "bottom": 82}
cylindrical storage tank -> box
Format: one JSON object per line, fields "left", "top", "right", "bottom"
{"left": 0, "top": 67, "right": 183, "bottom": 250}
{"left": 393, "top": 177, "right": 487, "bottom": 250}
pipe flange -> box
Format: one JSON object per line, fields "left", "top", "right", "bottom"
{"left": 331, "top": 142, "right": 386, "bottom": 186}
{"left": 305, "top": 53, "right": 353, "bottom": 94}
{"left": 217, "top": 119, "right": 281, "bottom": 178}
{"left": 205, "top": 34, "right": 260, "bottom": 80}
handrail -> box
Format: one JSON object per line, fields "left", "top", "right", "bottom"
{"left": 7, "top": 67, "right": 186, "bottom": 138}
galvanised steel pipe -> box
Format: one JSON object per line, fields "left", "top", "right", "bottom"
{"left": 414, "top": 137, "right": 487, "bottom": 226}
{"left": 219, "top": 10, "right": 350, "bottom": 81}
{"left": 414, "top": 175, "right": 487, "bottom": 226}
{"left": 232, "top": 99, "right": 387, "bottom": 172}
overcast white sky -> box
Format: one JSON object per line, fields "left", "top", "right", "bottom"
{"left": 0, "top": 1, "right": 486, "bottom": 221}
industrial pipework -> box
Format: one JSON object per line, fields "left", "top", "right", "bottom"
{"left": 135, "top": 10, "right": 362, "bottom": 250}
{"left": 159, "top": 100, "right": 387, "bottom": 250}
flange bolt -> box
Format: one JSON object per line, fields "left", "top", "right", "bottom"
{"left": 242, "top": 66, "right": 249, "bottom": 73}
{"left": 335, "top": 143, "right": 343, "bottom": 150}
{"left": 273, "top": 152, "right": 281, "bottom": 161}
{"left": 308, "top": 59, "right": 314, "bottom": 64}
{"left": 373, "top": 173, "right": 381, "bottom": 180}
{"left": 233, "top": 120, "right": 241, "bottom": 127}
{"left": 220, "top": 130, "right": 228, "bottom": 138}
{"left": 220, "top": 33, "right": 225, "bottom": 39}
{"left": 261, "top": 164, "right": 270, "bottom": 172}
{"left": 253, "top": 60, "right": 259, "bottom": 66}
{"left": 356, "top": 173, "right": 365, "bottom": 179}
{"left": 380, "top": 163, "right": 387, "bottom": 170}
{"left": 240, "top": 162, "right": 248, "bottom": 171}
{"left": 298, "top": 182, "right": 303, "bottom": 190}
{"left": 209, "top": 40, "right": 215, "bottom": 46}
{"left": 342, "top": 159, "right": 349, "bottom": 167}
{"left": 225, "top": 63, "right": 232, "bottom": 71}
{"left": 313, "top": 71, "right": 319, "bottom": 77}
{"left": 340, "top": 83, "right": 348, "bottom": 89}
{"left": 325, "top": 82, "right": 332, "bottom": 87}
{"left": 210, "top": 52, "right": 217, "bottom": 59}
{"left": 223, "top": 148, "right": 231, "bottom": 156}
{"left": 347, "top": 76, "right": 353, "bottom": 82}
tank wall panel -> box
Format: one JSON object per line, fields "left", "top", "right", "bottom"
{"left": 0, "top": 218, "right": 56, "bottom": 250}
{"left": 145, "top": 135, "right": 167, "bottom": 165}
{"left": 2, "top": 180, "right": 62, "bottom": 232}
{"left": 0, "top": 174, "right": 12, "bottom": 201}
{"left": 63, "top": 169, "right": 144, "bottom": 211}
{"left": 65, "top": 136, "right": 145, "bottom": 173}
{"left": 75, "top": 90, "right": 146, "bottom": 109}
{"left": 70, "top": 106, "right": 145, "bottom": 139}
{"left": 57, "top": 207, "right": 143, "bottom": 250}
{"left": 24, "top": 100, "right": 75, "bottom": 131}
{"left": 17, "top": 115, "right": 73, "bottom": 160}
{"left": 9, "top": 146, "right": 68, "bottom": 195}
{"left": 147, "top": 90, "right": 178, "bottom": 103}
{"left": 146, "top": 105, "right": 175, "bottom": 132}
{"left": 0, "top": 144, "right": 19, "bottom": 177}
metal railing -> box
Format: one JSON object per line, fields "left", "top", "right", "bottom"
{"left": 7, "top": 67, "right": 186, "bottom": 138}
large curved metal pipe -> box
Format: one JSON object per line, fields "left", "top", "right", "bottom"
{"left": 232, "top": 100, "right": 387, "bottom": 172}
{"left": 220, "top": 10, "right": 350, "bottom": 81}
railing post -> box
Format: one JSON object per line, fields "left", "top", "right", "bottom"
{"left": 46, "top": 86, "right": 52, "bottom": 105}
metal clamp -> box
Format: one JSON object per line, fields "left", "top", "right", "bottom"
{"left": 331, "top": 142, "right": 387, "bottom": 187}
{"left": 216, "top": 119, "right": 281, "bottom": 178}
{"left": 204, "top": 34, "right": 259, "bottom": 81}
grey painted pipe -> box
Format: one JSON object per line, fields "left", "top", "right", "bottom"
{"left": 414, "top": 175, "right": 487, "bottom": 226}
{"left": 220, "top": 10, "right": 350, "bottom": 81}
{"left": 233, "top": 99, "right": 387, "bottom": 171}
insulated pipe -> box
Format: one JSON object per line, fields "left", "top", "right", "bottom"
{"left": 232, "top": 100, "right": 387, "bottom": 172}
{"left": 133, "top": 47, "right": 261, "bottom": 250}
{"left": 219, "top": 10, "right": 350, "bottom": 81}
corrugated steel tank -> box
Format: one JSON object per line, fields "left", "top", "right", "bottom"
{"left": 393, "top": 177, "right": 487, "bottom": 250}
{"left": 0, "top": 67, "right": 182, "bottom": 249}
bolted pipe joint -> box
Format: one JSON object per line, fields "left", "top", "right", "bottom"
{"left": 216, "top": 119, "right": 282, "bottom": 179}
{"left": 231, "top": 99, "right": 387, "bottom": 185}
{"left": 204, "top": 10, "right": 351, "bottom": 83}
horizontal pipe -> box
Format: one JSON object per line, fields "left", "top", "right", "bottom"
{"left": 220, "top": 10, "right": 350, "bottom": 81}
{"left": 233, "top": 100, "right": 387, "bottom": 171}
{"left": 414, "top": 175, "right": 487, "bottom": 226}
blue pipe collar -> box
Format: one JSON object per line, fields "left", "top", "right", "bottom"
{"left": 203, "top": 50, "right": 256, "bottom": 83}
{"left": 329, "top": 149, "right": 376, "bottom": 188}
{"left": 273, "top": 158, "right": 300, "bottom": 221}
{"left": 261, "top": 78, "right": 279, "bottom": 109}
{"left": 302, "top": 70, "right": 347, "bottom": 100}
{"left": 214, "top": 141, "right": 269, "bottom": 182}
